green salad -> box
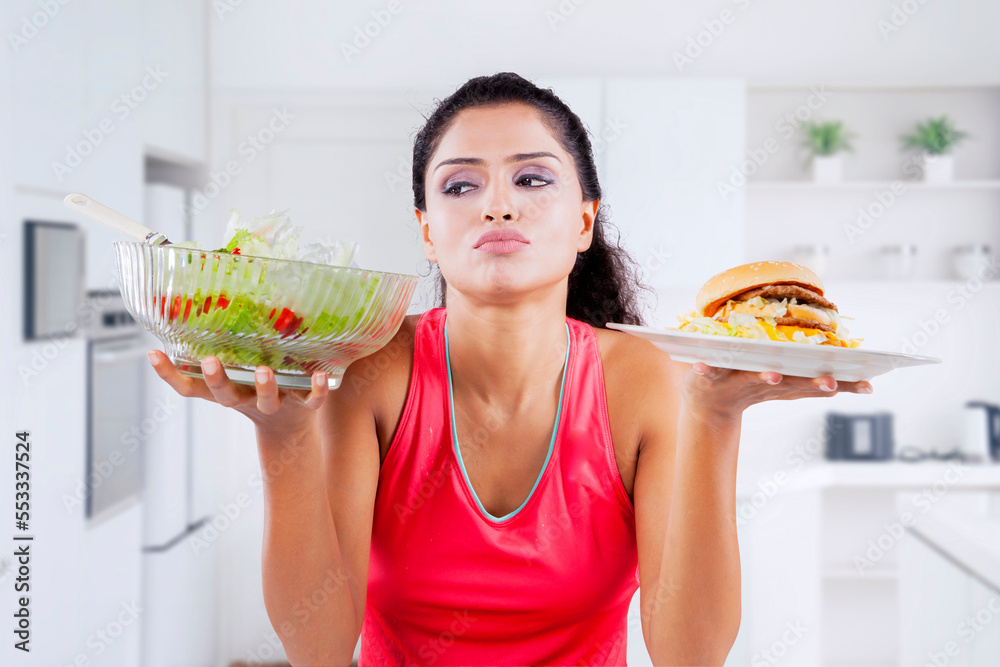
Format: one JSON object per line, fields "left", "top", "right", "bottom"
{"left": 155, "top": 209, "right": 375, "bottom": 370}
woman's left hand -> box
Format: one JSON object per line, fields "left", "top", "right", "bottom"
{"left": 682, "top": 362, "right": 874, "bottom": 423}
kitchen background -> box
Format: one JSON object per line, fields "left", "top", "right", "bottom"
{"left": 1, "top": 1, "right": 999, "bottom": 665}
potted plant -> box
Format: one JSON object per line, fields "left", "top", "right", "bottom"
{"left": 801, "top": 121, "right": 854, "bottom": 183}
{"left": 901, "top": 115, "right": 969, "bottom": 183}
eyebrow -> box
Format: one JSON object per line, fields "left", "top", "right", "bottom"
{"left": 433, "top": 151, "right": 560, "bottom": 172}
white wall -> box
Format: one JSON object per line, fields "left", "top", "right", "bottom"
{"left": 209, "top": 0, "right": 1000, "bottom": 89}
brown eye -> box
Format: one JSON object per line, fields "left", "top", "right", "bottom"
{"left": 444, "top": 181, "right": 476, "bottom": 196}
{"left": 516, "top": 175, "right": 551, "bottom": 188}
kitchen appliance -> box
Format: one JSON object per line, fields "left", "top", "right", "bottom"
{"left": 139, "top": 182, "right": 216, "bottom": 667}
{"left": 23, "top": 220, "right": 85, "bottom": 341}
{"left": 879, "top": 243, "right": 917, "bottom": 280}
{"left": 824, "top": 412, "right": 895, "bottom": 461}
{"left": 952, "top": 244, "right": 994, "bottom": 281}
{"left": 85, "top": 290, "right": 146, "bottom": 522}
{"left": 961, "top": 401, "right": 1000, "bottom": 463}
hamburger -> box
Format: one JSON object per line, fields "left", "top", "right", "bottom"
{"left": 674, "top": 260, "right": 863, "bottom": 348}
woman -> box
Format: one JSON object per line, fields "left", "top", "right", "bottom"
{"left": 148, "top": 72, "right": 873, "bottom": 666}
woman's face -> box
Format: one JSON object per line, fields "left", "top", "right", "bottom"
{"left": 416, "top": 103, "right": 597, "bottom": 305}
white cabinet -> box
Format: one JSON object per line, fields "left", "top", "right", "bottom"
{"left": 968, "top": 576, "right": 1000, "bottom": 666}
{"left": 747, "top": 485, "right": 908, "bottom": 666}
{"left": 140, "top": 0, "right": 207, "bottom": 163}
{"left": 603, "top": 78, "right": 746, "bottom": 292}
{"left": 745, "top": 471, "right": 1000, "bottom": 667}
{"left": 9, "top": 0, "right": 91, "bottom": 193}
{"left": 902, "top": 530, "right": 1000, "bottom": 667}
{"left": 8, "top": 0, "right": 205, "bottom": 288}
{"left": 901, "top": 492, "right": 1000, "bottom": 667}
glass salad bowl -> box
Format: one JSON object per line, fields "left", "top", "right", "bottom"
{"left": 114, "top": 241, "right": 418, "bottom": 390}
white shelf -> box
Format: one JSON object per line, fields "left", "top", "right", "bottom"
{"left": 822, "top": 566, "right": 898, "bottom": 581}
{"left": 748, "top": 179, "right": 1000, "bottom": 191}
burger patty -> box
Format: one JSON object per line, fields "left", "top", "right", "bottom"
{"left": 732, "top": 284, "right": 838, "bottom": 311}
{"left": 773, "top": 316, "right": 836, "bottom": 334}
{"left": 718, "top": 315, "right": 837, "bottom": 334}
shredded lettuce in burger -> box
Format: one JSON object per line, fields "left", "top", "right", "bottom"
{"left": 673, "top": 294, "right": 863, "bottom": 347}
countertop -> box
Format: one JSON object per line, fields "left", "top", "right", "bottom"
{"left": 789, "top": 460, "right": 1000, "bottom": 489}
{"left": 736, "top": 460, "right": 1000, "bottom": 497}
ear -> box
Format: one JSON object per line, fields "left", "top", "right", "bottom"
{"left": 415, "top": 208, "right": 437, "bottom": 263}
{"left": 578, "top": 200, "right": 598, "bottom": 252}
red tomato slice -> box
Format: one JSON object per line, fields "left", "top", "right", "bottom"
{"left": 168, "top": 296, "right": 182, "bottom": 321}
{"left": 273, "top": 307, "right": 295, "bottom": 333}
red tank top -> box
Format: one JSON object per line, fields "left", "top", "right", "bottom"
{"left": 360, "top": 307, "right": 639, "bottom": 666}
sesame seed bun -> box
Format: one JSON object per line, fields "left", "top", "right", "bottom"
{"left": 696, "top": 260, "right": 825, "bottom": 318}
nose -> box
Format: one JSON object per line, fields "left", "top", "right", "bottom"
{"left": 481, "top": 183, "right": 518, "bottom": 223}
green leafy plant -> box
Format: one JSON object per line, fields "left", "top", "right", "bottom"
{"left": 801, "top": 121, "right": 854, "bottom": 156}
{"left": 901, "top": 116, "right": 969, "bottom": 155}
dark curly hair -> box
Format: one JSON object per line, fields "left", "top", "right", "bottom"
{"left": 411, "top": 72, "right": 651, "bottom": 328}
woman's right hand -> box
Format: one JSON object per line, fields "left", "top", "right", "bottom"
{"left": 146, "top": 350, "right": 330, "bottom": 435}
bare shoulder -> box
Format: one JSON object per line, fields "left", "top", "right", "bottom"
{"left": 333, "top": 313, "right": 417, "bottom": 396}
{"left": 593, "top": 326, "right": 688, "bottom": 400}
{"left": 593, "top": 326, "right": 689, "bottom": 453}
{"left": 323, "top": 313, "right": 420, "bottom": 464}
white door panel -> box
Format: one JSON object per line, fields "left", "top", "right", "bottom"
{"left": 268, "top": 141, "right": 424, "bottom": 276}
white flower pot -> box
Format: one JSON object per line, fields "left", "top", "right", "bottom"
{"left": 921, "top": 153, "right": 954, "bottom": 183}
{"left": 811, "top": 155, "right": 843, "bottom": 183}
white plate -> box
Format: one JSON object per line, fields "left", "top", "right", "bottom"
{"left": 606, "top": 323, "right": 941, "bottom": 382}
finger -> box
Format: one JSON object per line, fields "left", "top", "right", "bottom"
{"left": 809, "top": 377, "right": 873, "bottom": 394}
{"left": 147, "top": 350, "right": 213, "bottom": 400}
{"left": 758, "top": 371, "right": 782, "bottom": 385}
{"left": 812, "top": 376, "right": 838, "bottom": 392}
{"left": 255, "top": 366, "right": 281, "bottom": 414}
{"left": 302, "top": 371, "right": 330, "bottom": 410}
{"left": 776, "top": 376, "right": 838, "bottom": 393}
{"left": 692, "top": 362, "right": 731, "bottom": 380}
{"left": 840, "top": 380, "right": 874, "bottom": 394}
{"left": 767, "top": 376, "right": 872, "bottom": 397}
{"left": 201, "top": 356, "right": 251, "bottom": 407}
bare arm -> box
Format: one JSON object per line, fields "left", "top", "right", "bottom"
{"left": 634, "top": 356, "right": 743, "bottom": 666}
{"left": 255, "top": 420, "right": 362, "bottom": 666}
{"left": 634, "top": 351, "right": 872, "bottom": 665}
{"left": 257, "top": 349, "right": 385, "bottom": 665}
{"left": 148, "top": 351, "right": 380, "bottom": 666}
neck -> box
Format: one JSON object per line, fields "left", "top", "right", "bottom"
{"left": 444, "top": 286, "right": 570, "bottom": 409}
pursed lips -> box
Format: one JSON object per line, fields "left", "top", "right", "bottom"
{"left": 473, "top": 229, "right": 530, "bottom": 250}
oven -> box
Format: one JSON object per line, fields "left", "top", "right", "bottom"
{"left": 85, "top": 290, "right": 146, "bottom": 523}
